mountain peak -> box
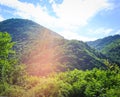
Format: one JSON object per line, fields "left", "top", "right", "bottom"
{"left": 0, "top": 18, "right": 106, "bottom": 76}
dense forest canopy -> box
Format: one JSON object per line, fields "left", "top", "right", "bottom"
{"left": 0, "top": 32, "right": 120, "bottom": 97}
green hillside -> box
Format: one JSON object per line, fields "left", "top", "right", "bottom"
{"left": 0, "top": 19, "right": 106, "bottom": 76}
{"left": 87, "top": 35, "right": 120, "bottom": 50}
{"left": 0, "top": 20, "right": 120, "bottom": 97}
{"left": 87, "top": 35, "right": 120, "bottom": 65}
{"left": 101, "top": 39, "right": 120, "bottom": 65}
{"left": 55, "top": 39, "right": 106, "bottom": 71}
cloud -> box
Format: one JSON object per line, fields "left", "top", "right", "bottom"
{"left": 115, "top": 30, "right": 120, "bottom": 34}
{"left": 88, "top": 28, "right": 114, "bottom": 37}
{"left": 49, "top": 0, "right": 54, "bottom": 4}
{"left": 104, "top": 28, "right": 113, "bottom": 35}
{"left": 0, "top": 0, "right": 113, "bottom": 41}
{"left": 0, "top": 15, "right": 4, "bottom": 21}
{"left": 52, "top": 0, "right": 113, "bottom": 28}
{"left": 0, "top": 0, "right": 56, "bottom": 26}
{"left": 59, "top": 30, "right": 97, "bottom": 41}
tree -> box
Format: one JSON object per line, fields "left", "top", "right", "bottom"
{"left": 0, "top": 32, "right": 26, "bottom": 85}
{"left": 0, "top": 32, "right": 15, "bottom": 83}
{"left": 0, "top": 32, "right": 27, "bottom": 96}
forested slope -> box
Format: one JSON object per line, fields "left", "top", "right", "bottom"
{"left": 87, "top": 35, "right": 120, "bottom": 66}
{"left": 0, "top": 19, "right": 106, "bottom": 76}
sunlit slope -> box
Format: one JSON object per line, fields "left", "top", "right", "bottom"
{"left": 0, "top": 19, "right": 106, "bottom": 76}
{"left": 100, "top": 39, "right": 120, "bottom": 65}
{"left": 87, "top": 35, "right": 120, "bottom": 50}
{"left": 87, "top": 35, "right": 120, "bottom": 65}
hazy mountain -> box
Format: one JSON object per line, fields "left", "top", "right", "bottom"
{"left": 87, "top": 35, "right": 120, "bottom": 50}
{"left": 0, "top": 19, "right": 106, "bottom": 76}
{"left": 87, "top": 35, "right": 120, "bottom": 65}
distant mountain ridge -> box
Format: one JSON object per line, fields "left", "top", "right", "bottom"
{"left": 87, "top": 35, "right": 120, "bottom": 50}
{"left": 0, "top": 18, "right": 106, "bottom": 76}
{"left": 87, "top": 35, "right": 120, "bottom": 65}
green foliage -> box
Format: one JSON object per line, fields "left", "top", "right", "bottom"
{"left": 20, "top": 65, "right": 119, "bottom": 97}
{"left": 0, "top": 32, "right": 26, "bottom": 96}
{"left": 102, "top": 39, "right": 120, "bottom": 65}
{"left": 87, "top": 34, "right": 120, "bottom": 50}
{"left": 55, "top": 39, "right": 106, "bottom": 71}
{"left": 87, "top": 35, "right": 120, "bottom": 65}
{"left": 0, "top": 32, "right": 15, "bottom": 83}
{"left": 1, "top": 57, "right": 120, "bottom": 97}
{"left": 27, "top": 78, "right": 71, "bottom": 97}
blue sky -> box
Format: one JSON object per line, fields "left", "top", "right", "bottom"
{"left": 0, "top": 0, "right": 120, "bottom": 41}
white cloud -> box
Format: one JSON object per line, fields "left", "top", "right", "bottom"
{"left": 49, "top": 0, "right": 54, "bottom": 4}
{"left": 59, "top": 30, "right": 97, "bottom": 41}
{"left": 88, "top": 28, "right": 113, "bottom": 36}
{"left": 115, "top": 30, "right": 120, "bottom": 34}
{"left": 0, "top": 0, "right": 113, "bottom": 41}
{"left": 0, "top": 0, "right": 56, "bottom": 26}
{"left": 52, "top": 0, "right": 112, "bottom": 28}
{"left": 104, "top": 28, "right": 113, "bottom": 35}
{"left": 0, "top": 15, "right": 4, "bottom": 21}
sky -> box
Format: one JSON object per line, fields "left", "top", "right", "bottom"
{"left": 0, "top": 0, "right": 120, "bottom": 41}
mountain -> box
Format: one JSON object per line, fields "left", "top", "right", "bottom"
{"left": 0, "top": 19, "right": 106, "bottom": 76}
{"left": 87, "top": 35, "right": 120, "bottom": 50}
{"left": 87, "top": 35, "right": 120, "bottom": 65}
